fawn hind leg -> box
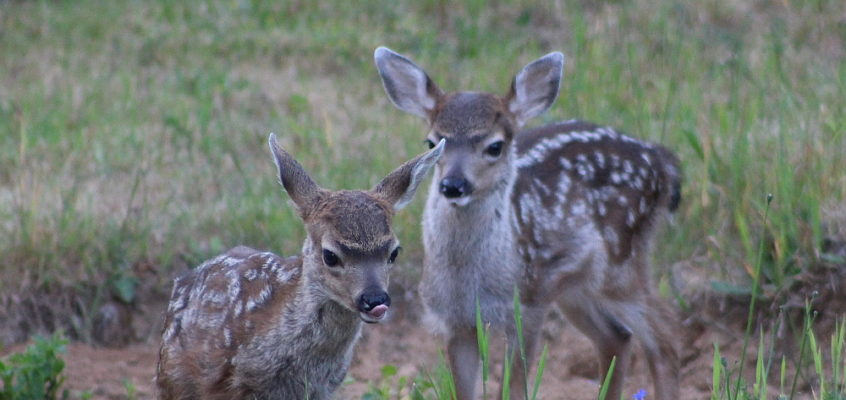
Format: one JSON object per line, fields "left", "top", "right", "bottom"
{"left": 560, "top": 299, "right": 634, "bottom": 400}
{"left": 641, "top": 296, "right": 680, "bottom": 400}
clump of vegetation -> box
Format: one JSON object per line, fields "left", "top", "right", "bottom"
{"left": 712, "top": 309, "right": 846, "bottom": 400}
{"left": 0, "top": 333, "right": 69, "bottom": 400}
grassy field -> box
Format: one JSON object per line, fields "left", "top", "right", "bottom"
{"left": 1, "top": 0, "right": 845, "bottom": 397}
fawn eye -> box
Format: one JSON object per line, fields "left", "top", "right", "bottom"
{"left": 424, "top": 139, "right": 436, "bottom": 149}
{"left": 388, "top": 247, "right": 401, "bottom": 264}
{"left": 485, "top": 141, "right": 504, "bottom": 157}
{"left": 322, "top": 249, "right": 341, "bottom": 267}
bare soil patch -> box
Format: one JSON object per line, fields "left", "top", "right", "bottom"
{"left": 4, "top": 263, "right": 843, "bottom": 400}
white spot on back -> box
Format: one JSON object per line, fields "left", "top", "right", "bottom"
{"left": 595, "top": 152, "right": 606, "bottom": 168}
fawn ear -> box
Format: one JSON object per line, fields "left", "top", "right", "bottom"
{"left": 374, "top": 47, "right": 443, "bottom": 121}
{"left": 506, "top": 52, "right": 564, "bottom": 127}
{"left": 372, "top": 139, "right": 445, "bottom": 210}
{"left": 268, "top": 133, "right": 323, "bottom": 216}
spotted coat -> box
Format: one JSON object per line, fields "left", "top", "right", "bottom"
{"left": 156, "top": 246, "right": 360, "bottom": 400}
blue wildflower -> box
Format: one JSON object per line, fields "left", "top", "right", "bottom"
{"left": 633, "top": 389, "right": 647, "bottom": 400}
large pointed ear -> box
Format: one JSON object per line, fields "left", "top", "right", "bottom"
{"left": 372, "top": 139, "right": 445, "bottom": 210}
{"left": 268, "top": 133, "right": 323, "bottom": 217}
{"left": 374, "top": 46, "right": 443, "bottom": 121}
{"left": 505, "top": 52, "right": 564, "bottom": 127}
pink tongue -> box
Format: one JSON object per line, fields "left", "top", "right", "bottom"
{"left": 367, "top": 304, "right": 389, "bottom": 319}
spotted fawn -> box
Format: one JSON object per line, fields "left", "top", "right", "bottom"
{"left": 375, "top": 47, "right": 681, "bottom": 400}
{"left": 156, "top": 134, "right": 444, "bottom": 399}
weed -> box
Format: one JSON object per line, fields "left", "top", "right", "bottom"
{"left": 0, "top": 333, "right": 69, "bottom": 400}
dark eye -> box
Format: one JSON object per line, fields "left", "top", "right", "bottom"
{"left": 485, "top": 141, "right": 504, "bottom": 157}
{"left": 322, "top": 249, "right": 340, "bottom": 267}
{"left": 388, "top": 247, "right": 401, "bottom": 264}
{"left": 424, "top": 139, "right": 436, "bottom": 149}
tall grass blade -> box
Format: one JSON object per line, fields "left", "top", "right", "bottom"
{"left": 512, "top": 287, "right": 529, "bottom": 399}
{"left": 733, "top": 193, "right": 773, "bottom": 399}
{"left": 779, "top": 355, "right": 787, "bottom": 399}
{"left": 501, "top": 347, "right": 513, "bottom": 400}
{"left": 809, "top": 327, "right": 823, "bottom": 396}
{"left": 834, "top": 319, "right": 845, "bottom": 397}
{"left": 712, "top": 343, "right": 723, "bottom": 400}
{"left": 789, "top": 299, "right": 816, "bottom": 399}
{"left": 597, "top": 356, "right": 616, "bottom": 400}
{"left": 476, "top": 297, "right": 490, "bottom": 399}
{"left": 754, "top": 330, "right": 767, "bottom": 399}
{"left": 531, "top": 344, "right": 548, "bottom": 400}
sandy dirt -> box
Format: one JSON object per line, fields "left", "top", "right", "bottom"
{"left": 8, "top": 261, "right": 844, "bottom": 400}
{"left": 2, "top": 296, "right": 820, "bottom": 400}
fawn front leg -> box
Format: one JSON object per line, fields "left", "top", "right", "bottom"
{"left": 448, "top": 327, "right": 481, "bottom": 400}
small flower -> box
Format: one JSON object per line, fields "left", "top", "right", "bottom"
{"left": 633, "top": 389, "right": 647, "bottom": 400}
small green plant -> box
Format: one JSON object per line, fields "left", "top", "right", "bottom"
{"left": 362, "top": 365, "right": 405, "bottom": 400}
{"left": 416, "top": 352, "right": 458, "bottom": 400}
{"left": 122, "top": 378, "right": 137, "bottom": 400}
{"left": 0, "top": 333, "right": 69, "bottom": 400}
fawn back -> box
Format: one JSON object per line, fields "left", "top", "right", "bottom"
{"left": 375, "top": 47, "right": 681, "bottom": 400}
{"left": 156, "top": 134, "right": 444, "bottom": 400}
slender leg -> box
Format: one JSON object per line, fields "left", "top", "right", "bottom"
{"left": 596, "top": 334, "right": 631, "bottom": 400}
{"left": 504, "top": 305, "right": 547, "bottom": 400}
{"left": 643, "top": 297, "right": 680, "bottom": 400}
{"left": 448, "top": 328, "right": 481, "bottom": 400}
{"left": 560, "top": 301, "right": 632, "bottom": 400}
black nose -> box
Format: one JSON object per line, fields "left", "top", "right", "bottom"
{"left": 440, "top": 177, "right": 470, "bottom": 198}
{"left": 357, "top": 290, "right": 390, "bottom": 313}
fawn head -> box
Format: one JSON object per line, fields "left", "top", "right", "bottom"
{"left": 268, "top": 134, "right": 444, "bottom": 322}
{"left": 374, "top": 47, "right": 563, "bottom": 206}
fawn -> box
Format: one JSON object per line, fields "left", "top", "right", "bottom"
{"left": 374, "top": 47, "right": 682, "bottom": 400}
{"left": 156, "top": 133, "right": 445, "bottom": 400}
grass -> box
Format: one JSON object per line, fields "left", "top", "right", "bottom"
{"left": 1, "top": 0, "right": 844, "bottom": 297}
{"left": 1, "top": 0, "right": 845, "bottom": 397}
{"left": 360, "top": 292, "right": 846, "bottom": 400}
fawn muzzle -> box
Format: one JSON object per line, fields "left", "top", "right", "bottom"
{"left": 358, "top": 288, "right": 391, "bottom": 323}
{"left": 440, "top": 177, "right": 472, "bottom": 198}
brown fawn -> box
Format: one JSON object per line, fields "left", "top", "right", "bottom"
{"left": 156, "top": 133, "right": 444, "bottom": 399}
{"left": 374, "top": 47, "right": 682, "bottom": 400}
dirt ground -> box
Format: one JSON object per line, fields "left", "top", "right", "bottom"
{"left": 6, "top": 258, "right": 845, "bottom": 400}
{"left": 2, "top": 291, "right": 827, "bottom": 400}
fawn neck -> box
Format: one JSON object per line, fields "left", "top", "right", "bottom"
{"left": 421, "top": 154, "right": 522, "bottom": 329}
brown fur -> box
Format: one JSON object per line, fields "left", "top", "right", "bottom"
{"left": 156, "top": 135, "right": 443, "bottom": 399}
{"left": 375, "top": 47, "right": 681, "bottom": 400}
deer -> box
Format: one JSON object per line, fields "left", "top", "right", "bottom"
{"left": 156, "top": 133, "right": 445, "bottom": 400}
{"left": 374, "top": 47, "right": 682, "bottom": 400}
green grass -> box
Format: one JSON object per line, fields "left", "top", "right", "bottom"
{"left": 359, "top": 294, "right": 846, "bottom": 400}
{"left": 2, "top": 0, "right": 843, "bottom": 295}
{"left": 1, "top": 0, "right": 845, "bottom": 397}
